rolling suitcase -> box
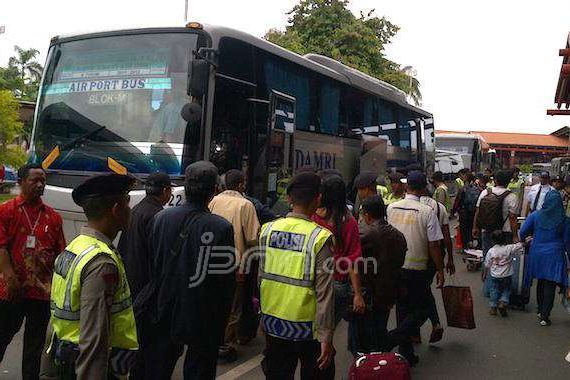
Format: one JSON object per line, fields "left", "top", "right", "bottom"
{"left": 349, "top": 352, "right": 411, "bottom": 380}
{"left": 510, "top": 244, "right": 530, "bottom": 310}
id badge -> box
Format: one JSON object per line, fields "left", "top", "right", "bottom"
{"left": 26, "top": 235, "right": 37, "bottom": 249}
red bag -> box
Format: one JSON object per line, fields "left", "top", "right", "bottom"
{"left": 349, "top": 352, "right": 411, "bottom": 380}
{"left": 455, "top": 226, "right": 463, "bottom": 250}
{"left": 442, "top": 285, "right": 476, "bottom": 329}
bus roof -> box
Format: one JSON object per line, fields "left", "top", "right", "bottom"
{"left": 51, "top": 24, "right": 432, "bottom": 118}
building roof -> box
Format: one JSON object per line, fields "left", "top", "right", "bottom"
{"left": 471, "top": 131, "right": 567, "bottom": 148}
{"left": 436, "top": 130, "right": 568, "bottom": 148}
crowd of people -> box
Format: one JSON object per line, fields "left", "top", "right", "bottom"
{"left": 452, "top": 167, "right": 570, "bottom": 326}
{"left": 1, "top": 161, "right": 570, "bottom": 379}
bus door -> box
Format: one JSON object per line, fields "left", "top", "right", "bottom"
{"left": 267, "top": 90, "right": 296, "bottom": 215}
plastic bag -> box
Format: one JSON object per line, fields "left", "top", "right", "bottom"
{"left": 442, "top": 284, "right": 476, "bottom": 329}
{"left": 455, "top": 226, "right": 463, "bottom": 250}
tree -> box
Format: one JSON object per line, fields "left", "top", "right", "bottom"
{"left": 0, "top": 90, "right": 26, "bottom": 167}
{"left": 265, "top": 0, "right": 422, "bottom": 104}
{"left": 0, "top": 46, "right": 43, "bottom": 101}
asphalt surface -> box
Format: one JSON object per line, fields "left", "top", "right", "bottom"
{"left": 2, "top": 253, "right": 570, "bottom": 379}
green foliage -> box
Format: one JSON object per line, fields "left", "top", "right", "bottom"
{"left": 517, "top": 163, "right": 533, "bottom": 174}
{"left": 0, "top": 90, "right": 26, "bottom": 167}
{"left": 0, "top": 46, "right": 43, "bottom": 101}
{"left": 264, "top": 0, "right": 421, "bottom": 104}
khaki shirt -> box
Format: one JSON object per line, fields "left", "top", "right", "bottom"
{"left": 258, "top": 212, "right": 335, "bottom": 343}
{"left": 209, "top": 190, "right": 260, "bottom": 268}
{"left": 40, "top": 227, "right": 119, "bottom": 380}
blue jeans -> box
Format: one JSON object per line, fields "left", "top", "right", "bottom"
{"left": 489, "top": 276, "right": 512, "bottom": 307}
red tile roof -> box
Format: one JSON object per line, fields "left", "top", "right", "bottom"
{"left": 436, "top": 130, "right": 568, "bottom": 148}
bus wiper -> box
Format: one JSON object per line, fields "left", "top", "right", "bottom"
{"left": 61, "top": 125, "right": 107, "bottom": 151}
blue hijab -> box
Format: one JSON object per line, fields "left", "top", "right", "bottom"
{"left": 537, "top": 190, "right": 566, "bottom": 230}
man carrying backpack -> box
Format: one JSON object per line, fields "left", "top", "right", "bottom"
{"left": 472, "top": 170, "right": 519, "bottom": 296}
{"left": 452, "top": 172, "right": 480, "bottom": 249}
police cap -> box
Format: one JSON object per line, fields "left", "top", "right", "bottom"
{"left": 72, "top": 174, "right": 136, "bottom": 207}
{"left": 287, "top": 172, "right": 321, "bottom": 195}
{"left": 354, "top": 171, "right": 377, "bottom": 189}
{"left": 407, "top": 170, "right": 428, "bottom": 189}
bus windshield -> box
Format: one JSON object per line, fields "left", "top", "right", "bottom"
{"left": 32, "top": 33, "right": 199, "bottom": 175}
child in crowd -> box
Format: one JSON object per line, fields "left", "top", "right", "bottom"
{"left": 483, "top": 230, "right": 525, "bottom": 317}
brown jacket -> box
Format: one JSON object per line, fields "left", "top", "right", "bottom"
{"left": 359, "top": 221, "right": 407, "bottom": 310}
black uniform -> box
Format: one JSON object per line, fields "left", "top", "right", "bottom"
{"left": 117, "top": 195, "right": 163, "bottom": 299}
{"left": 140, "top": 161, "right": 236, "bottom": 380}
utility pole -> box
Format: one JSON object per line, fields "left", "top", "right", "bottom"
{"left": 184, "top": 0, "right": 189, "bottom": 23}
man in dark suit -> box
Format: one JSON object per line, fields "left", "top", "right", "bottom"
{"left": 145, "top": 161, "right": 236, "bottom": 380}
{"left": 117, "top": 172, "right": 173, "bottom": 379}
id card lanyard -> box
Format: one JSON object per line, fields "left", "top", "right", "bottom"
{"left": 22, "top": 206, "right": 42, "bottom": 249}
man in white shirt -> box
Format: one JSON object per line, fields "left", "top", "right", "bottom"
{"left": 385, "top": 171, "right": 444, "bottom": 365}
{"left": 525, "top": 172, "right": 554, "bottom": 215}
{"left": 418, "top": 194, "right": 455, "bottom": 343}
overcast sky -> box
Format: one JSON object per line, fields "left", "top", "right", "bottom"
{"left": 1, "top": 0, "right": 569, "bottom": 134}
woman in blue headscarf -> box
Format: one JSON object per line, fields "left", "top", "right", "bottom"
{"left": 520, "top": 190, "right": 570, "bottom": 326}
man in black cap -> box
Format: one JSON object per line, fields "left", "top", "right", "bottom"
{"left": 353, "top": 171, "right": 378, "bottom": 220}
{"left": 117, "top": 172, "right": 174, "bottom": 379}
{"left": 42, "top": 173, "right": 139, "bottom": 379}
{"left": 145, "top": 161, "right": 236, "bottom": 379}
{"left": 119, "top": 172, "right": 174, "bottom": 300}
{"left": 354, "top": 171, "right": 378, "bottom": 202}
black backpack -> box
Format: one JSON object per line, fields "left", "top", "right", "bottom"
{"left": 476, "top": 189, "right": 511, "bottom": 230}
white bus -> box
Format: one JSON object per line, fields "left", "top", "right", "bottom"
{"left": 435, "top": 133, "right": 495, "bottom": 174}
{"left": 30, "top": 23, "right": 434, "bottom": 240}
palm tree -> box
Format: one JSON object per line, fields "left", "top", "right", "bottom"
{"left": 8, "top": 46, "right": 43, "bottom": 83}
{"left": 401, "top": 65, "right": 422, "bottom": 106}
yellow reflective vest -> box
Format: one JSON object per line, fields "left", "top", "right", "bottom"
{"left": 50, "top": 234, "right": 138, "bottom": 352}
{"left": 455, "top": 177, "right": 464, "bottom": 189}
{"left": 507, "top": 178, "right": 524, "bottom": 194}
{"left": 259, "top": 217, "right": 332, "bottom": 341}
{"left": 376, "top": 185, "right": 388, "bottom": 198}
{"left": 383, "top": 192, "right": 404, "bottom": 205}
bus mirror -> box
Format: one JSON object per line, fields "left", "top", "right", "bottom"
{"left": 180, "top": 102, "right": 202, "bottom": 123}
{"left": 188, "top": 59, "right": 209, "bottom": 97}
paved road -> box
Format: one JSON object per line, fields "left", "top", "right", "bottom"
{"left": 2, "top": 250, "right": 570, "bottom": 379}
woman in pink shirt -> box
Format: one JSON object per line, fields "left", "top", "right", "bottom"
{"left": 312, "top": 176, "right": 365, "bottom": 325}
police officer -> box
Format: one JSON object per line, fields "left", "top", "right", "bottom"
{"left": 507, "top": 167, "right": 524, "bottom": 215}
{"left": 259, "top": 172, "right": 335, "bottom": 379}
{"left": 384, "top": 172, "right": 406, "bottom": 205}
{"left": 45, "top": 174, "right": 138, "bottom": 379}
